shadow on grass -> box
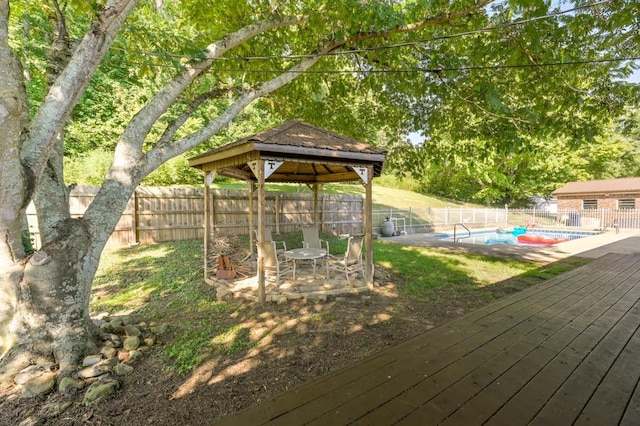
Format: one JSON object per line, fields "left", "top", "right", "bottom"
{"left": 89, "top": 237, "right": 592, "bottom": 423}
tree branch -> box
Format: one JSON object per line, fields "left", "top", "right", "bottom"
{"left": 156, "top": 88, "right": 237, "bottom": 148}
{"left": 21, "top": 0, "right": 139, "bottom": 184}
{"left": 112, "top": 13, "right": 307, "bottom": 173}
{"left": 436, "top": 73, "right": 529, "bottom": 130}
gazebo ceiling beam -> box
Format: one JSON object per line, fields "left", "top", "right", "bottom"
{"left": 219, "top": 167, "right": 253, "bottom": 181}
{"left": 264, "top": 173, "right": 359, "bottom": 183}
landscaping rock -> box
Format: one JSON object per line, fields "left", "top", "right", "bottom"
{"left": 105, "top": 357, "right": 119, "bottom": 368}
{"left": 77, "top": 364, "right": 108, "bottom": 379}
{"left": 14, "top": 362, "right": 55, "bottom": 385}
{"left": 216, "top": 287, "right": 232, "bottom": 301}
{"left": 111, "top": 324, "right": 125, "bottom": 334}
{"left": 114, "top": 362, "right": 134, "bottom": 376}
{"left": 101, "top": 346, "right": 117, "bottom": 359}
{"left": 21, "top": 372, "right": 56, "bottom": 398}
{"left": 122, "top": 335, "right": 140, "bottom": 351}
{"left": 128, "top": 350, "right": 143, "bottom": 362}
{"left": 117, "top": 350, "right": 130, "bottom": 361}
{"left": 82, "top": 355, "right": 103, "bottom": 367}
{"left": 42, "top": 401, "right": 73, "bottom": 417}
{"left": 59, "top": 376, "right": 85, "bottom": 393}
{"left": 83, "top": 378, "right": 120, "bottom": 406}
{"left": 149, "top": 324, "right": 168, "bottom": 335}
{"left": 123, "top": 325, "right": 142, "bottom": 337}
{"left": 143, "top": 338, "right": 155, "bottom": 347}
{"left": 121, "top": 315, "right": 140, "bottom": 325}
{"left": 110, "top": 318, "right": 124, "bottom": 327}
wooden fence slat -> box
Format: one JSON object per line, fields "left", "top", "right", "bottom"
{"left": 26, "top": 185, "right": 365, "bottom": 247}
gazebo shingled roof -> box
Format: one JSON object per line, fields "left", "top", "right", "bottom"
{"left": 189, "top": 120, "right": 387, "bottom": 183}
{"left": 189, "top": 120, "right": 386, "bottom": 303}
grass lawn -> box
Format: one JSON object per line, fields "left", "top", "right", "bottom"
{"left": 91, "top": 235, "right": 591, "bottom": 373}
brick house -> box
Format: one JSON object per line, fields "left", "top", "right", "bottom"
{"left": 552, "top": 177, "right": 640, "bottom": 210}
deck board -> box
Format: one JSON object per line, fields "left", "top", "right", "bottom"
{"left": 215, "top": 253, "right": 640, "bottom": 425}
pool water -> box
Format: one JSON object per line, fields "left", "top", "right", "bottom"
{"left": 440, "top": 229, "right": 601, "bottom": 245}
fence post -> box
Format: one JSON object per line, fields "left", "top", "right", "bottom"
{"left": 504, "top": 205, "right": 509, "bottom": 224}
{"left": 275, "top": 194, "right": 281, "bottom": 234}
{"left": 321, "top": 194, "right": 326, "bottom": 232}
{"left": 409, "top": 207, "right": 413, "bottom": 231}
{"left": 131, "top": 189, "right": 139, "bottom": 245}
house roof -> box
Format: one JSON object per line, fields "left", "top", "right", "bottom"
{"left": 189, "top": 120, "right": 387, "bottom": 183}
{"left": 552, "top": 177, "right": 640, "bottom": 196}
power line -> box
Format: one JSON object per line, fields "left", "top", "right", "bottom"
{"left": 110, "top": 55, "right": 639, "bottom": 75}
{"left": 110, "top": 0, "right": 614, "bottom": 63}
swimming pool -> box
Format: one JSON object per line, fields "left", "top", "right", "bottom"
{"left": 440, "top": 229, "right": 601, "bottom": 246}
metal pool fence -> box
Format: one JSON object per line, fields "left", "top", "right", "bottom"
{"left": 372, "top": 207, "right": 640, "bottom": 234}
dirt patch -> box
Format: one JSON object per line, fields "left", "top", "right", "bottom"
{"left": 0, "top": 262, "right": 570, "bottom": 426}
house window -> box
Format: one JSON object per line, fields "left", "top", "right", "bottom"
{"left": 618, "top": 199, "right": 636, "bottom": 209}
{"left": 582, "top": 199, "right": 597, "bottom": 209}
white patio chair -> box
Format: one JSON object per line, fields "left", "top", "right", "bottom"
{"left": 263, "top": 241, "right": 292, "bottom": 287}
{"left": 327, "top": 236, "right": 364, "bottom": 284}
{"left": 302, "top": 225, "right": 329, "bottom": 273}
{"left": 255, "top": 227, "right": 287, "bottom": 259}
{"left": 302, "top": 225, "right": 329, "bottom": 251}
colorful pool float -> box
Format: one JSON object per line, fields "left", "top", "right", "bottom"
{"left": 512, "top": 227, "right": 527, "bottom": 236}
{"left": 517, "top": 234, "right": 569, "bottom": 245}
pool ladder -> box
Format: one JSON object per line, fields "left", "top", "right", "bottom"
{"left": 453, "top": 223, "right": 471, "bottom": 243}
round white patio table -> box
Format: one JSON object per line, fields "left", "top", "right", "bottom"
{"left": 284, "top": 248, "right": 327, "bottom": 280}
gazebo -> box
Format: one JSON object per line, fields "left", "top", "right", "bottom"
{"left": 188, "top": 120, "right": 386, "bottom": 303}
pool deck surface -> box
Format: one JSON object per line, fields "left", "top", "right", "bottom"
{"left": 216, "top": 230, "right": 640, "bottom": 425}
{"left": 383, "top": 229, "right": 640, "bottom": 264}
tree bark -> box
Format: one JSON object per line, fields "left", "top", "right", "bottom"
{"left": 0, "top": 0, "right": 139, "bottom": 381}
{"left": 0, "top": 0, "right": 31, "bottom": 376}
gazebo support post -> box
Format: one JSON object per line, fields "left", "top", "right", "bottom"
{"left": 313, "top": 184, "right": 319, "bottom": 228}
{"left": 364, "top": 165, "right": 374, "bottom": 288}
{"left": 256, "top": 160, "right": 266, "bottom": 303}
{"left": 204, "top": 171, "right": 216, "bottom": 284}
{"left": 248, "top": 182, "right": 256, "bottom": 255}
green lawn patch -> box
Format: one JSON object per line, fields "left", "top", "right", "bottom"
{"left": 92, "top": 237, "right": 591, "bottom": 373}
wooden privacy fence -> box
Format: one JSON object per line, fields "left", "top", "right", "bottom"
{"left": 209, "top": 190, "right": 364, "bottom": 237}
{"left": 27, "top": 186, "right": 365, "bottom": 248}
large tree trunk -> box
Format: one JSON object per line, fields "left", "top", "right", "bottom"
{"left": 2, "top": 189, "right": 132, "bottom": 378}
{"left": 0, "top": 0, "right": 139, "bottom": 382}
{"left": 0, "top": 0, "right": 32, "bottom": 379}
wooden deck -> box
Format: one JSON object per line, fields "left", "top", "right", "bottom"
{"left": 216, "top": 253, "right": 640, "bottom": 425}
